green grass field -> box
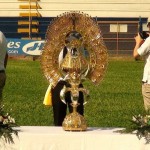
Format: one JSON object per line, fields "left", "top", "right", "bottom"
{"left": 2, "top": 58, "right": 146, "bottom": 128}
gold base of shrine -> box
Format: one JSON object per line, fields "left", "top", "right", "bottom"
{"left": 62, "top": 111, "right": 87, "bottom": 131}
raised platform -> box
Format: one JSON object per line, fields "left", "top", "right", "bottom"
{"left": 1, "top": 126, "right": 150, "bottom": 150}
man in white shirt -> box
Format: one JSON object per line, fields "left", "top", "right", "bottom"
{"left": 0, "top": 31, "right": 8, "bottom": 106}
{"left": 133, "top": 18, "right": 150, "bottom": 111}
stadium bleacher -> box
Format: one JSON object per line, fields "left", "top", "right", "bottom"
{"left": 0, "top": 16, "right": 53, "bottom": 39}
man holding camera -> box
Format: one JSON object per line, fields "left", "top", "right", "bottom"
{"left": 133, "top": 18, "right": 150, "bottom": 111}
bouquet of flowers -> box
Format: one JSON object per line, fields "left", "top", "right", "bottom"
{"left": 118, "top": 114, "right": 150, "bottom": 144}
{"left": 131, "top": 114, "right": 150, "bottom": 143}
{"left": 0, "top": 106, "right": 18, "bottom": 144}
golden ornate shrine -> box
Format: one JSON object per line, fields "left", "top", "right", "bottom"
{"left": 41, "top": 11, "right": 108, "bottom": 131}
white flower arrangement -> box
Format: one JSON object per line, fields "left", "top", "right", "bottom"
{"left": 117, "top": 114, "right": 150, "bottom": 144}
{"left": 131, "top": 114, "right": 150, "bottom": 143}
{"left": 0, "top": 106, "right": 18, "bottom": 144}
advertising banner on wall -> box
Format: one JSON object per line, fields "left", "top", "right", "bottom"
{"left": 7, "top": 38, "right": 45, "bottom": 56}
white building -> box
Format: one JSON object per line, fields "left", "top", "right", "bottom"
{"left": 0, "top": 0, "right": 149, "bottom": 18}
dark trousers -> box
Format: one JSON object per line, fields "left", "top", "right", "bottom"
{"left": 0, "top": 72, "right": 6, "bottom": 106}
{"left": 51, "top": 80, "right": 84, "bottom": 126}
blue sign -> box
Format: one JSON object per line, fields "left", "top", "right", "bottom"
{"left": 7, "top": 38, "right": 45, "bottom": 56}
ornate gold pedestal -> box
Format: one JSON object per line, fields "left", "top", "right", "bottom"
{"left": 62, "top": 103, "right": 87, "bottom": 131}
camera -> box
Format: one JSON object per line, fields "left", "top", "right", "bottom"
{"left": 139, "top": 31, "right": 150, "bottom": 39}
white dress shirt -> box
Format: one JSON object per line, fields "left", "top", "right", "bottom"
{"left": 137, "top": 36, "right": 150, "bottom": 84}
{"left": 0, "top": 31, "right": 7, "bottom": 70}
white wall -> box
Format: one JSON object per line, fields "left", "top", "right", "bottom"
{"left": 0, "top": 0, "right": 150, "bottom": 18}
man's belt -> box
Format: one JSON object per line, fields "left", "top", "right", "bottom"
{"left": 0, "top": 70, "right": 5, "bottom": 73}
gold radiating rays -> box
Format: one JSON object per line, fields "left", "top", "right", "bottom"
{"left": 41, "top": 11, "right": 108, "bottom": 87}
